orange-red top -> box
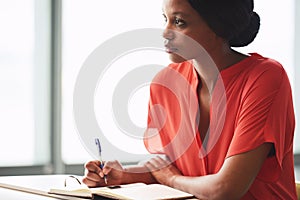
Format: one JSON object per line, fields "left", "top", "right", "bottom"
{"left": 144, "top": 53, "right": 297, "bottom": 199}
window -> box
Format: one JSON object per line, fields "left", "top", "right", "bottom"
{"left": 0, "top": 0, "right": 51, "bottom": 166}
{"left": 61, "top": 0, "right": 167, "bottom": 164}
{"left": 0, "top": 0, "right": 298, "bottom": 175}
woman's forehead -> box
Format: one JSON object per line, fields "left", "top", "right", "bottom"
{"left": 162, "top": 0, "right": 196, "bottom": 16}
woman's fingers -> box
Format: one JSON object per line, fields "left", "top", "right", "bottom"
{"left": 145, "top": 156, "right": 171, "bottom": 171}
{"left": 103, "top": 160, "right": 123, "bottom": 175}
{"left": 84, "top": 160, "right": 102, "bottom": 174}
{"left": 82, "top": 176, "right": 100, "bottom": 187}
{"left": 84, "top": 170, "right": 101, "bottom": 182}
{"left": 83, "top": 160, "right": 124, "bottom": 186}
{"left": 83, "top": 160, "right": 105, "bottom": 187}
{"left": 82, "top": 174, "right": 107, "bottom": 187}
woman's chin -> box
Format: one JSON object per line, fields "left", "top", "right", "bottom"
{"left": 168, "top": 53, "right": 187, "bottom": 63}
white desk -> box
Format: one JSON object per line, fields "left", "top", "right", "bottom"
{"left": 0, "top": 187, "right": 61, "bottom": 200}
{"left": 0, "top": 175, "right": 198, "bottom": 200}
{"left": 0, "top": 175, "right": 89, "bottom": 200}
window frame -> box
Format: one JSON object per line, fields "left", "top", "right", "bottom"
{"left": 294, "top": 0, "right": 300, "bottom": 165}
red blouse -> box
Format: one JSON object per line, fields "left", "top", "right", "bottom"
{"left": 144, "top": 53, "right": 297, "bottom": 199}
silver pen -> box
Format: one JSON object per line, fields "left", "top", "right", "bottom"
{"left": 95, "top": 138, "right": 108, "bottom": 184}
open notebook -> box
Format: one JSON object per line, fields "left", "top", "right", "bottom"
{"left": 49, "top": 182, "right": 194, "bottom": 200}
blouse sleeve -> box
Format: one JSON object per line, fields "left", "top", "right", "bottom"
{"left": 226, "top": 60, "right": 295, "bottom": 182}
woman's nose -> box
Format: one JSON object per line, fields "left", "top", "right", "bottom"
{"left": 162, "top": 28, "right": 175, "bottom": 41}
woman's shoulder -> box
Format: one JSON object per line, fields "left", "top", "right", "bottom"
{"left": 249, "top": 53, "right": 285, "bottom": 74}
{"left": 152, "top": 61, "right": 195, "bottom": 82}
{"left": 236, "top": 53, "right": 287, "bottom": 86}
{"left": 243, "top": 53, "right": 291, "bottom": 92}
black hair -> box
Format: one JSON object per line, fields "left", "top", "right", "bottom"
{"left": 188, "top": 0, "right": 260, "bottom": 47}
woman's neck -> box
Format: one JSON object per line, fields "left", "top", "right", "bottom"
{"left": 193, "top": 48, "right": 248, "bottom": 94}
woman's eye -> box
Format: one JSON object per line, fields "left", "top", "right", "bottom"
{"left": 175, "top": 18, "right": 185, "bottom": 27}
{"left": 162, "top": 14, "right": 167, "bottom": 23}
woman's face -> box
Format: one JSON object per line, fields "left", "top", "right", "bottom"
{"left": 162, "top": 0, "right": 218, "bottom": 63}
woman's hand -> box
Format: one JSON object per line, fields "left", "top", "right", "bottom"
{"left": 144, "top": 156, "right": 182, "bottom": 187}
{"left": 82, "top": 160, "right": 124, "bottom": 187}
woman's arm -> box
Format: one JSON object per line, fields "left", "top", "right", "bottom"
{"left": 120, "top": 164, "right": 158, "bottom": 185}
{"left": 145, "top": 142, "right": 272, "bottom": 200}
{"left": 82, "top": 160, "right": 157, "bottom": 187}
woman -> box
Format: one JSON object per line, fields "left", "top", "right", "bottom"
{"left": 83, "top": 0, "right": 297, "bottom": 199}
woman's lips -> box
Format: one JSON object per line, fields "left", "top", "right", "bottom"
{"left": 165, "top": 45, "right": 178, "bottom": 53}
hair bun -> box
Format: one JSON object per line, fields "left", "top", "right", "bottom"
{"left": 188, "top": 0, "right": 261, "bottom": 47}
{"left": 229, "top": 12, "right": 260, "bottom": 47}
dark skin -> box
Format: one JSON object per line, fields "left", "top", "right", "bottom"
{"left": 83, "top": 0, "right": 272, "bottom": 199}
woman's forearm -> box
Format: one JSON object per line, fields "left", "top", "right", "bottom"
{"left": 171, "top": 173, "right": 224, "bottom": 200}
{"left": 121, "top": 165, "right": 158, "bottom": 185}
